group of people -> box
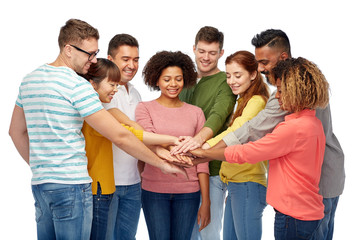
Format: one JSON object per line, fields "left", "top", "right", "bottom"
{"left": 9, "top": 18, "right": 345, "bottom": 240}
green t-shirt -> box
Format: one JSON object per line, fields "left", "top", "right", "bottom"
{"left": 180, "top": 71, "right": 236, "bottom": 176}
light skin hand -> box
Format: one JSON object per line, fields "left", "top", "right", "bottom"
{"left": 170, "top": 127, "right": 213, "bottom": 155}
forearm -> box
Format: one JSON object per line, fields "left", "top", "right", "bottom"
{"left": 108, "top": 108, "right": 144, "bottom": 130}
{"left": 9, "top": 105, "right": 30, "bottom": 164}
{"left": 9, "top": 131, "right": 29, "bottom": 164}
{"left": 203, "top": 147, "right": 226, "bottom": 161}
{"left": 198, "top": 173, "right": 210, "bottom": 204}
{"left": 142, "top": 132, "right": 177, "bottom": 146}
{"left": 194, "top": 127, "right": 214, "bottom": 145}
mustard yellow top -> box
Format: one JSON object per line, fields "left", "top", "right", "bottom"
{"left": 207, "top": 95, "right": 268, "bottom": 187}
{"left": 82, "top": 122, "right": 143, "bottom": 195}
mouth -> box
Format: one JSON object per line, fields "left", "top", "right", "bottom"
{"left": 167, "top": 89, "right": 179, "bottom": 95}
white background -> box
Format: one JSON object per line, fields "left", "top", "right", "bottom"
{"left": 1, "top": 0, "right": 358, "bottom": 239}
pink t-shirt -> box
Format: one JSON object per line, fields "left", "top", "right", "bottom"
{"left": 136, "top": 100, "right": 209, "bottom": 194}
{"left": 224, "top": 109, "right": 325, "bottom": 220}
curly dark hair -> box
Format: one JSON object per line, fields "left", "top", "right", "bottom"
{"left": 273, "top": 57, "right": 329, "bottom": 112}
{"left": 143, "top": 51, "right": 197, "bottom": 91}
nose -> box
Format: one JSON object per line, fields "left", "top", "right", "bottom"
{"left": 128, "top": 60, "right": 135, "bottom": 69}
{"left": 227, "top": 75, "right": 235, "bottom": 85}
{"left": 257, "top": 63, "right": 265, "bottom": 73}
{"left": 275, "top": 90, "right": 280, "bottom": 99}
{"left": 91, "top": 57, "right": 97, "bottom": 64}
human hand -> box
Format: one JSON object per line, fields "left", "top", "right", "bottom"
{"left": 156, "top": 146, "right": 193, "bottom": 167}
{"left": 159, "top": 161, "right": 188, "bottom": 179}
{"left": 197, "top": 201, "right": 211, "bottom": 231}
{"left": 170, "top": 136, "right": 203, "bottom": 155}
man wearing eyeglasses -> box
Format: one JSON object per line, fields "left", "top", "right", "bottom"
{"left": 9, "top": 18, "right": 186, "bottom": 240}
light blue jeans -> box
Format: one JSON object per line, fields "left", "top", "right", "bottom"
{"left": 105, "top": 183, "right": 141, "bottom": 240}
{"left": 31, "top": 183, "right": 93, "bottom": 240}
{"left": 223, "top": 182, "right": 267, "bottom": 240}
{"left": 191, "top": 175, "right": 227, "bottom": 240}
{"left": 314, "top": 196, "right": 340, "bottom": 240}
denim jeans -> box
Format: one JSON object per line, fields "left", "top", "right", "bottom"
{"left": 142, "top": 189, "right": 200, "bottom": 240}
{"left": 191, "top": 175, "right": 227, "bottom": 240}
{"left": 274, "top": 210, "right": 322, "bottom": 240}
{"left": 91, "top": 182, "right": 113, "bottom": 240}
{"left": 31, "top": 183, "right": 93, "bottom": 240}
{"left": 105, "top": 183, "right": 141, "bottom": 240}
{"left": 223, "top": 182, "right": 267, "bottom": 240}
{"left": 314, "top": 196, "right": 339, "bottom": 240}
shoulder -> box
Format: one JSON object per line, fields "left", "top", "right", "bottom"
{"left": 248, "top": 95, "right": 267, "bottom": 105}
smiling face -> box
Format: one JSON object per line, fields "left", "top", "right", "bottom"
{"left": 90, "top": 78, "right": 118, "bottom": 103}
{"left": 193, "top": 41, "right": 224, "bottom": 77}
{"left": 226, "top": 61, "right": 256, "bottom": 96}
{"left": 255, "top": 45, "right": 288, "bottom": 85}
{"left": 157, "top": 66, "right": 184, "bottom": 100}
{"left": 109, "top": 45, "right": 139, "bottom": 85}
{"left": 70, "top": 38, "right": 99, "bottom": 74}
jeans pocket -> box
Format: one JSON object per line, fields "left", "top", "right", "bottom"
{"left": 44, "top": 187, "right": 75, "bottom": 220}
{"left": 295, "top": 219, "right": 320, "bottom": 239}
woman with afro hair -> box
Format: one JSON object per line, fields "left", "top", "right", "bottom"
{"left": 135, "top": 51, "right": 210, "bottom": 240}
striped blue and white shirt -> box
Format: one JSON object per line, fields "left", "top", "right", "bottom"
{"left": 16, "top": 64, "right": 103, "bottom": 185}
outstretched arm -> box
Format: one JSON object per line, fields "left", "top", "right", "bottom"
{"left": 85, "top": 109, "right": 187, "bottom": 177}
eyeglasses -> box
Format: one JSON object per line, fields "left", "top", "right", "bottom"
{"left": 70, "top": 44, "right": 99, "bottom": 61}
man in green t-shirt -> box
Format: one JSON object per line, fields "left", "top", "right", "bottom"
{"left": 173, "top": 26, "right": 236, "bottom": 240}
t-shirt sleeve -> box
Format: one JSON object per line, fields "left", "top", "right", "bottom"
{"left": 71, "top": 81, "right": 103, "bottom": 118}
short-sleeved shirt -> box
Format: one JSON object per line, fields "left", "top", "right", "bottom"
{"left": 16, "top": 64, "right": 103, "bottom": 185}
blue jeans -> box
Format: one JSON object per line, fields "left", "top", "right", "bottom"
{"left": 142, "top": 189, "right": 200, "bottom": 240}
{"left": 31, "top": 183, "right": 93, "bottom": 240}
{"left": 223, "top": 182, "right": 267, "bottom": 240}
{"left": 191, "top": 175, "right": 227, "bottom": 240}
{"left": 106, "top": 183, "right": 142, "bottom": 240}
{"left": 91, "top": 182, "right": 113, "bottom": 240}
{"left": 314, "top": 196, "right": 339, "bottom": 240}
{"left": 274, "top": 210, "right": 322, "bottom": 240}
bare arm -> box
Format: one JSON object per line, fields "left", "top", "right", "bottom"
{"left": 108, "top": 108, "right": 144, "bottom": 130}
{"left": 109, "top": 107, "right": 179, "bottom": 146}
{"left": 9, "top": 105, "right": 29, "bottom": 164}
{"left": 197, "top": 172, "right": 210, "bottom": 231}
{"left": 85, "top": 109, "right": 186, "bottom": 176}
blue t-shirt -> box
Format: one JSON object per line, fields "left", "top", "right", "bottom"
{"left": 16, "top": 64, "right": 103, "bottom": 185}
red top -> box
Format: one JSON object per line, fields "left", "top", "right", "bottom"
{"left": 225, "top": 109, "right": 325, "bottom": 220}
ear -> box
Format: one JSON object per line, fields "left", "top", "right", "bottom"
{"left": 280, "top": 52, "right": 289, "bottom": 60}
{"left": 89, "top": 79, "right": 97, "bottom": 89}
{"left": 63, "top": 44, "right": 72, "bottom": 58}
{"left": 193, "top": 45, "right": 196, "bottom": 53}
{"left": 250, "top": 71, "right": 257, "bottom": 81}
{"left": 107, "top": 55, "right": 113, "bottom": 61}
{"left": 219, "top": 49, "right": 224, "bottom": 58}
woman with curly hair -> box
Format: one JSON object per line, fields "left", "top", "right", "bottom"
{"left": 191, "top": 57, "right": 329, "bottom": 240}
{"left": 135, "top": 51, "right": 210, "bottom": 240}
